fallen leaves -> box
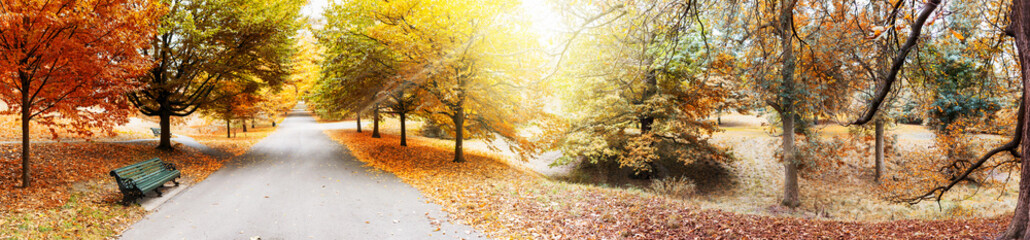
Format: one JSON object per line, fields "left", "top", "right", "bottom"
{"left": 1, "top": 130, "right": 268, "bottom": 238}
{"left": 0, "top": 142, "right": 225, "bottom": 210}
{"left": 330, "top": 129, "right": 1008, "bottom": 239}
{"left": 190, "top": 128, "right": 273, "bottom": 157}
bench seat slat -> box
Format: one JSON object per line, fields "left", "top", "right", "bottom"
{"left": 135, "top": 170, "right": 179, "bottom": 191}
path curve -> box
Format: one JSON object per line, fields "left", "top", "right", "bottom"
{"left": 120, "top": 105, "right": 483, "bottom": 239}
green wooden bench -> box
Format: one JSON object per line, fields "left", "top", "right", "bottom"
{"left": 150, "top": 127, "right": 161, "bottom": 137}
{"left": 110, "top": 158, "right": 180, "bottom": 205}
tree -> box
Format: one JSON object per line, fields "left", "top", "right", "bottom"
{"left": 310, "top": 6, "right": 392, "bottom": 132}
{"left": 255, "top": 87, "right": 298, "bottom": 127}
{"left": 384, "top": 87, "right": 421, "bottom": 146}
{"left": 850, "top": 0, "right": 1030, "bottom": 238}
{"left": 199, "top": 80, "right": 262, "bottom": 138}
{"left": 315, "top": 0, "right": 544, "bottom": 162}
{"left": 550, "top": 0, "right": 732, "bottom": 178}
{"left": 718, "top": 0, "right": 886, "bottom": 207}
{"left": 127, "top": 0, "right": 302, "bottom": 150}
{"left": 0, "top": 0, "right": 162, "bottom": 187}
{"left": 721, "top": 0, "right": 807, "bottom": 207}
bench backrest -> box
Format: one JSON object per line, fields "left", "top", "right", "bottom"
{"left": 111, "top": 158, "right": 166, "bottom": 180}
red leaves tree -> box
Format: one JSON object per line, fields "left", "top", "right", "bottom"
{"left": 0, "top": 0, "right": 163, "bottom": 187}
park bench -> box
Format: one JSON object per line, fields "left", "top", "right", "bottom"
{"left": 150, "top": 127, "right": 161, "bottom": 137}
{"left": 110, "top": 158, "right": 180, "bottom": 205}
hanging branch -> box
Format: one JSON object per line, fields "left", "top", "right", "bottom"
{"left": 899, "top": 95, "right": 1025, "bottom": 204}
{"left": 853, "top": 0, "right": 942, "bottom": 125}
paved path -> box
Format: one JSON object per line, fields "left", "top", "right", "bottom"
{"left": 120, "top": 106, "right": 482, "bottom": 240}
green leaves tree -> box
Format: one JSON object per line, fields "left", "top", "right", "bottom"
{"left": 127, "top": 0, "right": 302, "bottom": 150}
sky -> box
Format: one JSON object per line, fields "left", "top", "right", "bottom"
{"left": 300, "top": 0, "right": 329, "bottom": 21}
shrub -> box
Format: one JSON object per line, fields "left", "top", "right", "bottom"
{"left": 649, "top": 177, "right": 697, "bottom": 199}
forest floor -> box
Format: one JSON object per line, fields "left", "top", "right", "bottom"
{"left": 0, "top": 116, "right": 272, "bottom": 239}
{"left": 704, "top": 114, "right": 1016, "bottom": 222}
{"left": 327, "top": 114, "right": 1016, "bottom": 239}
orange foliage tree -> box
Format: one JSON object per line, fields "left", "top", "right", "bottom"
{"left": 315, "top": 0, "right": 546, "bottom": 162}
{"left": 199, "top": 80, "right": 263, "bottom": 138}
{"left": 0, "top": 0, "right": 163, "bottom": 187}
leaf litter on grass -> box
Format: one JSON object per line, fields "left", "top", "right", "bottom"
{"left": 329, "top": 129, "right": 1009, "bottom": 239}
{"left": 1, "top": 131, "right": 268, "bottom": 238}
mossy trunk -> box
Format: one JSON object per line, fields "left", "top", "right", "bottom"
{"left": 778, "top": 0, "right": 800, "bottom": 208}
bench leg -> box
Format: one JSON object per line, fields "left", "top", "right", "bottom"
{"left": 172, "top": 178, "right": 180, "bottom": 187}
{"left": 154, "top": 188, "right": 163, "bottom": 197}
{"left": 121, "top": 195, "right": 133, "bottom": 206}
{"left": 121, "top": 191, "right": 141, "bottom": 206}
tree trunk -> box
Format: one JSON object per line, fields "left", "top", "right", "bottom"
{"left": 158, "top": 112, "right": 173, "bottom": 150}
{"left": 226, "top": 118, "right": 231, "bottom": 138}
{"left": 1004, "top": 154, "right": 1030, "bottom": 240}
{"left": 875, "top": 119, "right": 885, "bottom": 183}
{"left": 641, "top": 69, "right": 657, "bottom": 133}
{"left": 20, "top": 80, "right": 31, "bottom": 188}
{"left": 641, "top": 117, "right": 654, "bottom": 133}
{"left": 1006, "top": 2, "right": 1030, "bottom": 239}
{"left": 251, "top": 116, "right": 255, "bottom": 128}
{"left": 997, "top": 2, "right": 1030, "bottom": 239}
{"left": 372, "top": 105, "right": 381, "bottom": 138}
{"left": 781, "top": 111, "right": 800, "bottom": 207}
{"left": 272, "top": 120, "right": 276, "bottom": 127}
{"left": 400, "top": 111, "right": 407, "bottom": 146}
{"left": 242, "top": 119, "right": 247, "bottom": 132}
{"left": 779, "top": 0, "right": 800, "bottom": 208}
{"left": 154, "top": 90, "right": 174, "bottom": 151}
{"left": 453, "top": 109, "right": 465, "bottom": 163}
{"left": 356, "top": 113, "right": 362, "bottom": 132}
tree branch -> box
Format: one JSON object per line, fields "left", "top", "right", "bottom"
{"left": 900, "top": 95, "right": 1024, "bottom": 204}
{"left": 853, "top": 0, "right": 942, "bottom": 125}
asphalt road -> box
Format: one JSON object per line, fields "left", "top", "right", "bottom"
{"left": 120, "top": 105, "right": 482, "bottom": 240}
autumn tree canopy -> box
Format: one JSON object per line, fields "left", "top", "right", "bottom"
{"left": 313, "top": 0, "right": 548, "bottom": 162}
{"left": 548, "top": 0, "right": 733, "bottom": 178}
{"left": 127, "top": 0, "right": 303, "bottom": 149}
{"left": 0, "top": 0, "right": 163, "bottom": 187}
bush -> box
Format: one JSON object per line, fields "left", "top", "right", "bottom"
{"left": 924, "top": 56, "right": 1002, "bottom": 130}
{"left": 649, "top": 177, "right": 697, "bottom": 199}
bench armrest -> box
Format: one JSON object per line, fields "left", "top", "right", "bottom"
{"left": 163, "top": 162, "right": 178, "bottom": 171}
{"left": 116, "top": 177, "right": 138, "bottom": 191}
